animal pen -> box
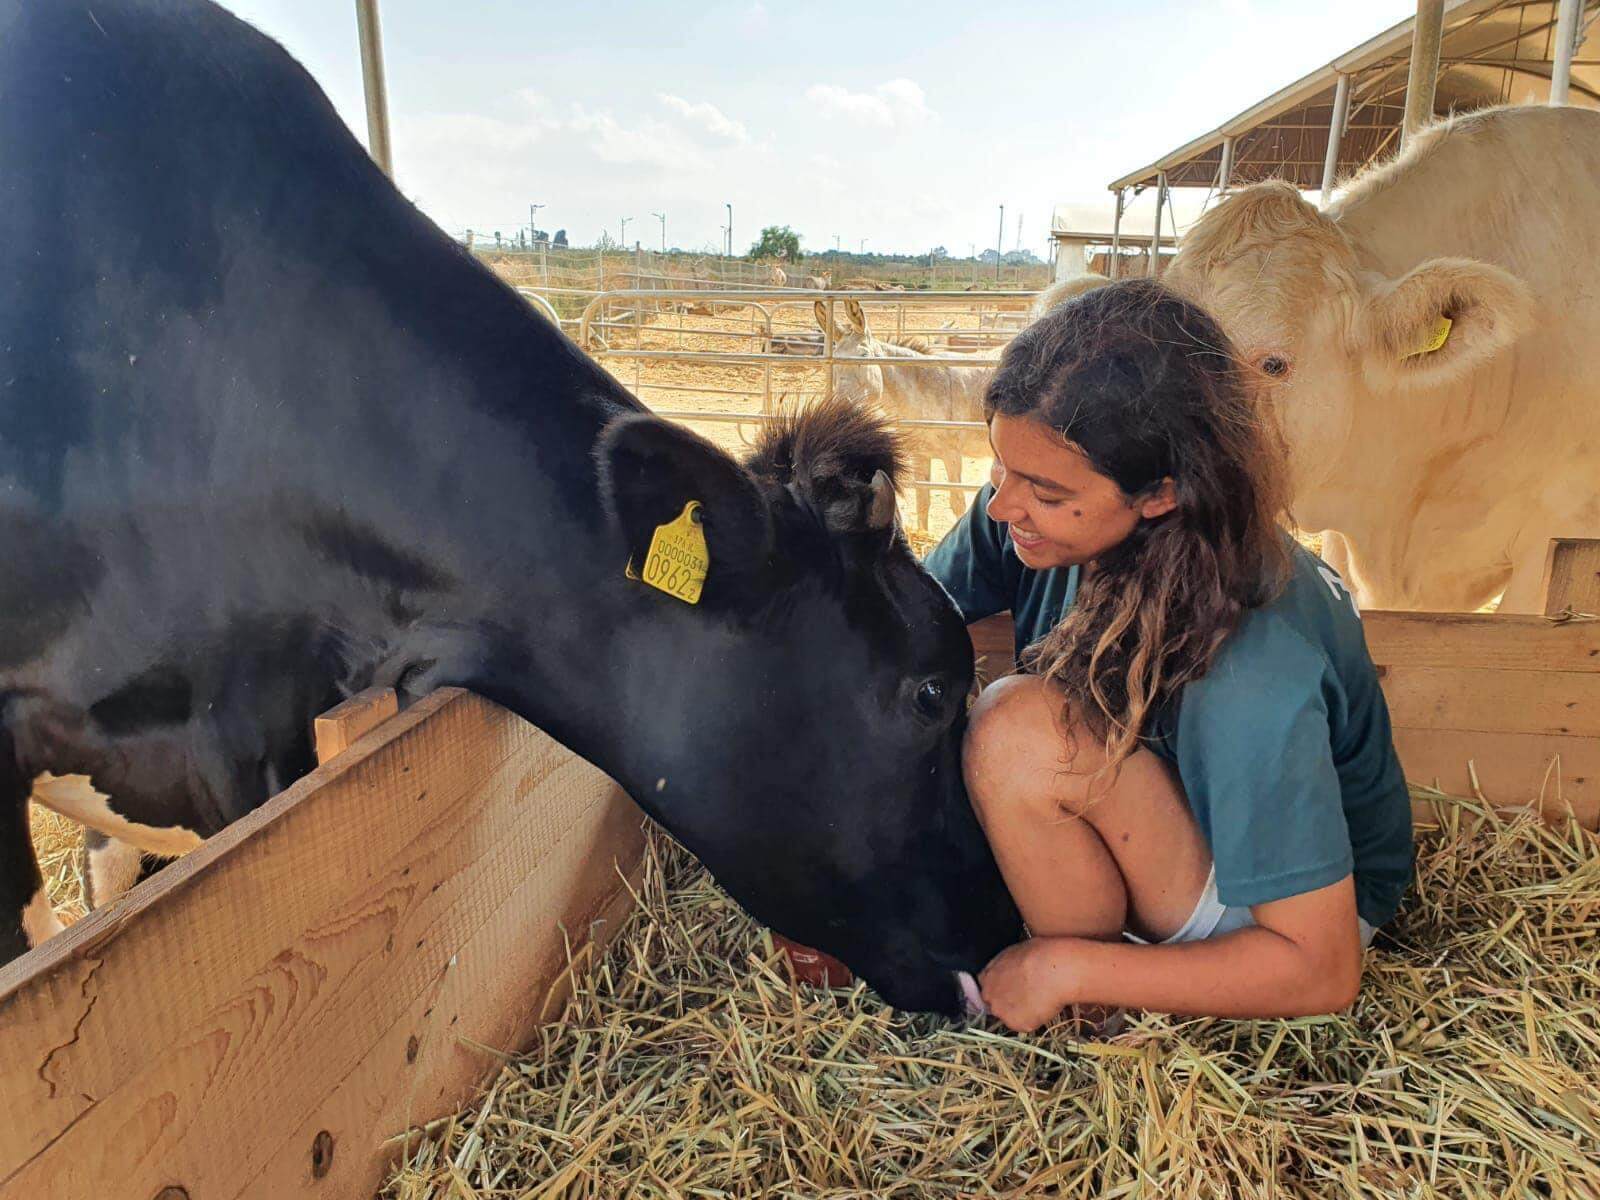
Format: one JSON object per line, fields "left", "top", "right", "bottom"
{"left": 2, "top": 538, "right": 1596, "bottom": 1197}
{"left": 573, "top": 288, "right": 1036, "bottom": 538}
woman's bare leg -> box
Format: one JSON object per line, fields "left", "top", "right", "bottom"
{"left": 964, "top": 674, "right": 1212, "bottom": 942}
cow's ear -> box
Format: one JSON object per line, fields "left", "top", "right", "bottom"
{"left": 597, "top": 413, "right": 774, "bottom": 605}
{"left": 1361, "top": 257, "right": 1533, "bottom": 389}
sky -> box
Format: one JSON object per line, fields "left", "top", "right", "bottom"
{"left": 221, "top": 0, "right": 1419, "bottom": 258}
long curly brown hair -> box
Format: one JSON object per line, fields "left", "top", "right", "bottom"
{"left": 988, "top": 278, "right": 1293, "bottom": 773}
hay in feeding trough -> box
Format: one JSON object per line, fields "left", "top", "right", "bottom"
{"left": 381, "top": 792, "right": 1600, "bottom": 1199}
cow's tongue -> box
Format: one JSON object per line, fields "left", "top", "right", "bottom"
{"left": 957, "top": 971, "right": 988, "bottom": 1018}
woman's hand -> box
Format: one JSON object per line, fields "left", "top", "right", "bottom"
{"left": 977, "top": 937, "right": 1080, "bottom": 1033}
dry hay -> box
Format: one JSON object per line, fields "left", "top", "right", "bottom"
{"left": 381, "top": 795, "right": 1600, "bottom": 1200}
{"left": 29, "top": 802, "right": 87, "bottom": 924}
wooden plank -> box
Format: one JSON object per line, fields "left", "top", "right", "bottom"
{"left": 968, "top": 614, "right": 1016, "bottom": 671}
{"left": 0, "top": 689, "right": 645, "bottom": 1200}
{"left": 1541, "top": 538, "right": 1600, "bottom": 617}
{"left": 963, "top": 610, "right": 1600, "bottom": 674}
{"left": 312, "top": 685, "right": 399, "bottom": 763}
{"left": 1381, "top": 666, "right": 1600, "bottom": 737}
{"left": 1395, "top": 727, "right": 1599, "bottom": 828}
{"left": 1362, "top": 610, "right": 1600, "bottom": 673}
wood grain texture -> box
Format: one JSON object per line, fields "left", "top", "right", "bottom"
{"left": 1542, "top": 538, "right": 1600, "bottom": 617}
{"left": 1362, "top": 611, "right": 1600, "bottom": 673}
{"left": 0, "top": 689, "right": 645, "bottom": 1200}
{"left": 312, "top": 686, "right": 399, "bottom": 763}
{"left": 1381, "top": 667, "right": 1600, "bottom": 737}
{"left": 1397, "top": 727, "right": 1599, "bottom": 827}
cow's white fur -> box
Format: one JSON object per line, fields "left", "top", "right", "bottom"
{"left": 21, "top": 886, "right": 63, "bottom": 949}
{"left": 31, "top": 773, "right": 203, "bottom": 857}
{"left": 87, "top": 836, "right": 147, "bottom": 908}
{"left": 1165, "top": 105, "right": 1598, "bottom": 611}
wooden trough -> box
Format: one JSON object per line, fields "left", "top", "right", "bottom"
{"left": 0, "top": 688, "right": 645, "bottom": 1199}
{"left": 0, "top": 540, "right": 1594, "bottom": 1199}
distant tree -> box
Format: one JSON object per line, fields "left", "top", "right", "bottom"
{"left": 1001, "top": 248, "right": 1043, "bottom": 266}
{"left": 750, "top": 225, "right": 802, "bottom": 262}
{"left": 930, "top": 245, "right": 948, "bottom": 260}
{"left": 532, "top": 228, "right": 550, "bottom": 245}
{"left": 979, "top": 248, "right": 1001, "bottom": 265}
{"left": 595, "top": 230, "right": 620, "bottom": 251}
{"left": 553, "top": 228, "right": 569, "bottom": 247}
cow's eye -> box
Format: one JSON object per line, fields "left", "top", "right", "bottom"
{"left": 914, "top": 678, "right": 946, "bottom": 717}
{"left": 1259, "top": 354, "right": 1291, "bottom": 378}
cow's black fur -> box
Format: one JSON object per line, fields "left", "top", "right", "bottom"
{"left": 0, "top": 0, "right": 1021, "bottom": 1013}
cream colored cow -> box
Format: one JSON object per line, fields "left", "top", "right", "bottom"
{"left": 817, "top": 299, "right": 993, "bottom": 530}
{"left": 1164, "top": 105, "right": 1598, "bottom": 612}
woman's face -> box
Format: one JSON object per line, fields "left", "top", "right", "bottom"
{"left": 986, "top": 412, "right": 1175, "bottom": 571}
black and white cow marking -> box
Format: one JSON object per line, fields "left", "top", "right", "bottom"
{"left": 0, "top": 0, "right": 1020, "bottom": 1014}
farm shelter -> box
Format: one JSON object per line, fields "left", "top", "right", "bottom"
{"left": 1100, "top": 0, "right": 1600, "bottom": 275}
{"left": 4, "top": 543, "right": 1596, "bottom": 1198}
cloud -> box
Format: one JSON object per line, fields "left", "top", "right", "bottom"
{"left": 735, "top": 2, "right": 770, "bottom": 35}
{"left": 657, "top": 93, "right": 750, "bottom": 143}
{"left": 567, "top": 104, "right": 708, "bottom": 170}
{"left": 804, "top": 78, "right": 932, "bottom": 128}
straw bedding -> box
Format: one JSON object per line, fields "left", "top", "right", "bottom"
{"left": 381, "top": 793, "right": 1600, "bottom": 1199}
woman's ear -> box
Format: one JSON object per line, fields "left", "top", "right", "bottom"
{"left": 1137, "top": 478, "right": 1178, "bottom": 521}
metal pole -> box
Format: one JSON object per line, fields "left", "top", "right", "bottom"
{"left": 354, "top": 0, "right": 393, "bottom": 178}
{"left": 1218, "top": 135, "right": 1234, "bottom": 190}
{"left": 1109, "top": 188, "right": 1124, "bottom": 280}
{"left": 1551, "top": 0, "right": 1582, "bottom": 105}
{"left": 995, "top": 205, "right": 1004, "bottom": 283}
{"left": 652, "top": 211, "right": 666, "bottom": 251}
{"left": 1321, "top": 73, "right": 1351, "bottom": 197}
{"left": 1147, "top": 173, "right": 1165, "bottom": 279}
{"left": 726, "top": 202, "right": 732, "bottom": 258}
{"left": 1401, "top": 0, "right": 1444, "bottom": 148}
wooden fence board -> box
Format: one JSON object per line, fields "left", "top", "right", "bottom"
{"left": 1362, "top": 611, "right": 1600, "bottom": 673}
{"left": 1542, "top": 538, "right": 1600, "bottom": 618}
{"left": 1396, "top": 727, "right": 1600, "bottom": 827}
{"left": 0, "top": 689, "right": 645, "bottom": 1200}
{"left": 1380, "top": 666, "right": 1600, "bottom": 737}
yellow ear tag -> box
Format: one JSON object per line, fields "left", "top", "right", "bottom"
{"left": 627, "top": 501, "right": 709, "bottom": 604}
{"left": 1405, "top": 314, "right": 1453, "bottom": 358}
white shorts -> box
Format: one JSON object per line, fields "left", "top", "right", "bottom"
{"left": 1124, "top": 866, "right": 1378, "bottom": 948}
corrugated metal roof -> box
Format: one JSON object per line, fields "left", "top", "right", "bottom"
{"left": 1108, "top": 0, "right": 1600, "bottom": 193}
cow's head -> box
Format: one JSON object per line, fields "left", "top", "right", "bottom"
{"left": 1164, "top": 181, "right": 1533, "bottom": 520}
{"left": 595, "top": 399, "right": 1020, "bottom": 1015}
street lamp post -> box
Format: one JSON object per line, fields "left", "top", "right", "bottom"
{"left": 725, "top": 202, "right": 733, "bottom": 257}
{"left": 651, "top": 211, "right": 666, "bottom": 251}
{"left": 995, "top": 204, "right": 1005, "bottom": 282}
{"left": 620, "top": 216, "right": 632, "bottom": 247}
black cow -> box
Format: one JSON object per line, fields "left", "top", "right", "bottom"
{"left": 0, "top": 0, "right": 1020, "bottom": 1015}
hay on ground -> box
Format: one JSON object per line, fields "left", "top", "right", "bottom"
{"left": 381, "top": 793, "right": 1600, "bottom": 1199}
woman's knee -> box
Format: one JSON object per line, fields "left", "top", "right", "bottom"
{"left": 964, "top": 674, "right": 1079, "bottom": 821}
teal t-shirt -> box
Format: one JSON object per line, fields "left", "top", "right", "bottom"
{"left": 925, "top": 484, "right": 1414, "bottom": 928}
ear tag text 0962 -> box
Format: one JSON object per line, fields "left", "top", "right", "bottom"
{"left": 1405, "top": 314, "right": 1453, "bottom": 358}
{"left": 626, "top": 501, "right": 708, "bottom": 604}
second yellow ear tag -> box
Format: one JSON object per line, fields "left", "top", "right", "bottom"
{"left": 634, "top": 501, "right": 709, "bottom": 604}
{"left": 1405, "top": 314, "right": 1453, "bottom": 358}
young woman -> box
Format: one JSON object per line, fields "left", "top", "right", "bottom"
{"left": 924, "top": 279, "right": 1413, "bottom": 1033}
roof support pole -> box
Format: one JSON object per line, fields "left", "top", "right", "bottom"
{"left": 1320, "top": 73, "right": 1351, "bottom": 198}
{"left": 1551, "top": 0, "right": 1582, "bottom": 105}
{"left": 355, "top": 0, "right": 394, "bottom": 178}
{"left": 1401, "top": 0, "right": 1444, "bottom": 148}
{"left": 1148, "top": 172, "right": 1166, "bottom": 279}
{"left": 1218, "top": 136, "right": 1234, "bottom": 190}
{"left": 1109, "top": 188, "right": 1125, "bottom": 280}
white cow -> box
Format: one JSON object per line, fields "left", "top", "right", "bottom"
{"left": 817, "top": 299, "right": 993, "bottom": 530}
{"left": 1164, "top": 105, "right": 1598, "bottom": 612}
